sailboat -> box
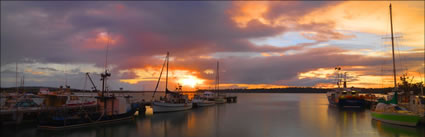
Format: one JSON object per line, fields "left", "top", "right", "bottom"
{"left": 214, "top": 61, "right": 226, "bottom": 104}
{"left": 192, "top": 91, "right": 216, "bottom": 107}
{"left": 193, "top": 61, "right": 224, "bottom": 107}
{"left": 151, "top": 52, "right": 193, "bottom": 113}
{"left": 370, "top": 4, "right": 422, "bottom": 127}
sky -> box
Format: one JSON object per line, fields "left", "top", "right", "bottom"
{"left": 1, "top": 1, "right": 424, "bottom": 91}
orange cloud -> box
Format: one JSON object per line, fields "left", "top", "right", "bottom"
{"left": 115, "top": 4, "right": 125, "bottom": 12}
{"left": 25, "top": 69, "right": 47, "bottom": 76}
{"left": 313, "top": 83, "right": 336, "bottom": 88}
{"left": 203, "top": 69, "right": 214, "bottom": 74}
{"left": 261, "top": 52, "right": 271, "bottom": 56}
{"left": 229, "top": 1, "right": 270, "bottom": 28}
{"left": 218, "top": 83, "right": 288, "bottom": 89}
{"left": 298, "top": 66, "right": 424, "bottom": 88}
{"left": 81, "top": 30, "right": 122, "bottom": 49}
{"left": 298, "top": 68, "right": 335, "bottom": 79}
{"left": 300, "top": 1, "right": 424, "bottom": 48}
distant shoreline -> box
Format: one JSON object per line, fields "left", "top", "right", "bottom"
{"left": 1, "top": 86, "right": 391, "bottom": 94}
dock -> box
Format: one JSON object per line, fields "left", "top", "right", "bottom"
{"left": 226, "top": 96, "right": 237, "bottom": 103}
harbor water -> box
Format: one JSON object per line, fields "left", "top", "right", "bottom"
{"left": 1, "top": 93, "right": 424, "bottom": 137}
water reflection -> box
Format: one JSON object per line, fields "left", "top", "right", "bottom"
{"left": 2, "top": 93, "right": 425, "bottom": 137}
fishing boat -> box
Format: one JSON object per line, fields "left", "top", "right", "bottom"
{"left": 327, "top": 69, "right": 365, "bottom": 108}
{"left": 39, "top": 87, "right": 97, "bottom": 108}
{"left": 39, "top": 71, "right": 137, "bottom": 129}
{"left": 38, "top": 43, "right": 137, "bottom": 129}
{"left": 370, "top": 4, "right": 422, "bottom": 127}
{"left": 151, "top": 52, "right": 193, "bottom": 113}
{"left": 192, "top": 92, "right": 216, "bottom": 107}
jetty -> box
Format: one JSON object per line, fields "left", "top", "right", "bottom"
{"left": 226, "top": 96, "right": 237, "bottom": 103}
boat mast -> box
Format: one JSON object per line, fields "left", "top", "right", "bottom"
{"left": 343, "top": 72, "right": 347, "bottom": 88}
{"left": 101, "top": 32, "right": 111, "bottom": 97}
{"left": 335, "top": 67, "right": 341, "bottom": 88}
{"left": 100, "top": 32, "right": 112, "bottom": 115}
{"left": 21, "top": 75, "right": 24, "bottom": 94}
{"left": 216, "top": 61, "right": 219, "bottom": 95}
{"left": 165, "top": 52, "right": 169, "bottom": 92}
{"left": 100, "top": 66, "right": 111, "bottom": 97}
{"left": 15, "top": 63, "right": 18, "bottom": 94}
{"left": 390, "top": 4, "right": 397, "bottom": 88}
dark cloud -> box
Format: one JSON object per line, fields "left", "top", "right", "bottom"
{"left": 264, "top": 1, "right": 340, "bottom": 21}
{"left": 1, "top": 1, "right": 422, "bottom": 89}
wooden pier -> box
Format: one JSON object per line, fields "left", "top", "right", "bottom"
{"left": 226, "top": 96, "right": 237, "bottom": 103}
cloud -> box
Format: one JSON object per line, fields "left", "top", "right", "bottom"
{"left": 1, "top": 1, "right": 423, "bottom": 90}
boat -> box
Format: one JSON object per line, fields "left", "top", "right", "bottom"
{"left": 38, "top": 87, "right": 97, "bottom": 108}
{"left": 327, "top": 69, "right": 365, "bottom": 108}
{"left": 39, "top": 71, "right": 137, "bottom": 129}
{"left": 192, "top": 92, "right": 216, "bottom": 107}
{"left": 0, "top": 66, "right": 44, "bottom": 125}
{"left": 151, "top": 52, "right": 193, "bottom": 113}
{"left": 38, "top": 44, "right": 137, "bottom": 129}
{"left": 370, "top": 4, "right": 422, "bottom": 127}
{"left": 215, "top": 95, "right": 227, "bottom": 104}
{"left": 0, "top": 94, "right": 42, "bottom": 125}
{"left": 372, "top": 92, "right": 422, "bottom": 126}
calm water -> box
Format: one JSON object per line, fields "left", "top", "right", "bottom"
{"left": 2, "top": 93, "right": 425, "bottom": 137}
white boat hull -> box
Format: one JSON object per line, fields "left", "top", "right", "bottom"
{"left": 193, "top": 100, "right": 216, "bottom": 107}
{"left": 215, "top": 98, "right": 226, "bottom": 104}
{"left": 152, "top": 101, "right": 192, "bottom": 113}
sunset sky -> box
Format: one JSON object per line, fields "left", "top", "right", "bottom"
{"left": 1, "top": 1, "right": 424, "bottom": 91}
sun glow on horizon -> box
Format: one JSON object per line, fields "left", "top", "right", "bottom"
{"left": 119, "top": 67, "right": 206, "bottom": 90}
{"left": 178, "top": 75, "right": 205, "bottom": 88}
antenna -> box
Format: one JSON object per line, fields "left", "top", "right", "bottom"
{"left": 100, "top": 31, "right": 112, "bottom": 97}
{"left": 105, "top": 31, "right": 110, "bottom": 71}
{"left": 15, "top": 63, "right": 18, "bottom": 94}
